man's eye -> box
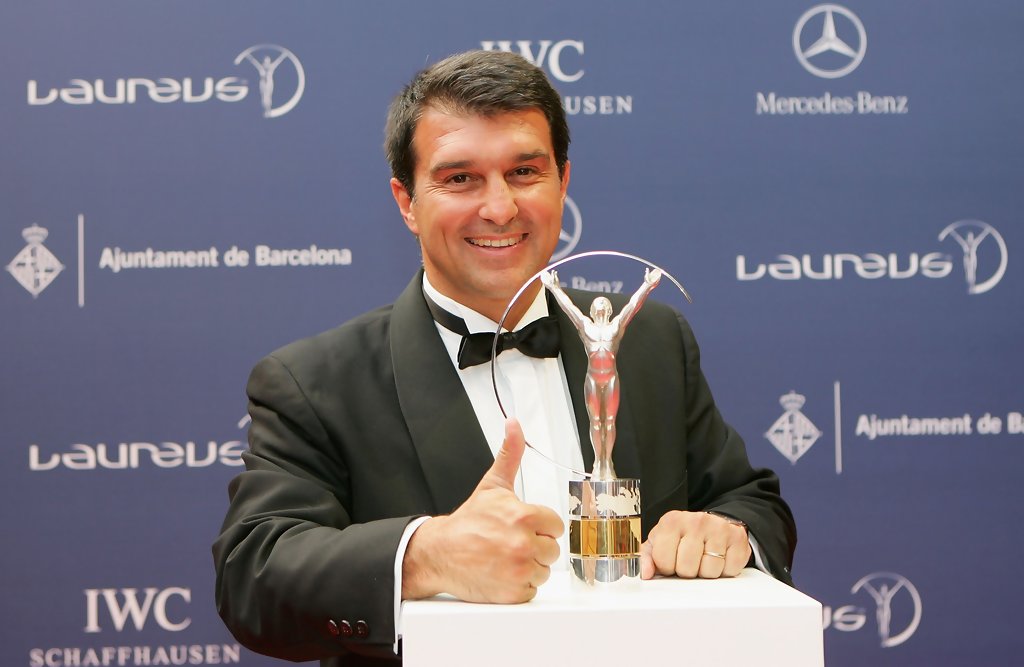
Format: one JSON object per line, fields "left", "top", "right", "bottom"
{"left": 449, "top": 174, "right": 470, "bottom": 184}
{"left": 512, "top": 167, "right": 536, "bottom": 177}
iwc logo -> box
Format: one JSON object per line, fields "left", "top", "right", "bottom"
{"left": 234, "top": 44, "right": 305, "bottom": 118}
{"left": 480, "top": 40, "right": 633, "bottom": 116}
{"left": 552, "top": 195, "right": 583, "bottom": 261}
{"left": 793, "top": 4, "right": 867, "bottom": 79}
{"left": 6, "top": 224, "right": 64, "bottom": 297}
{"left": 480, "top": 40, "right": 584, "bottom": 83}
{"left": 765, "top": 391, "right": 822, "bottom": 464}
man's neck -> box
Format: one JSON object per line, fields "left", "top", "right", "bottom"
{"left": 422, "top": 274, "right": 547, "bottom": 332}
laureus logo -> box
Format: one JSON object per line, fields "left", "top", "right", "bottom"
{"left": 938, "top": 220, "right": 1008, "bottom": 295}
{"left": 27, "top": 44, "right": 303, "bottom": 118}
{"left": 793, "top": 4, "right": 867, "bottom": 79}
{"left": 234, "top": 44, "right": 305, "bottom": 118}
{"left": 852, "top": 572, "right": 922, "bottom": 648}
{"left": 552, "top": 195, "right": 583, "bottom": 261}
{"left": 736, "top": 220, "right": 1008, "bottom": 295}
{"left": 6, "top": 224, "right": 64, "bottom": 297}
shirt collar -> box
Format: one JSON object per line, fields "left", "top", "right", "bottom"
{"left": 421, "top": 272, "right": 549, "bottom": 335}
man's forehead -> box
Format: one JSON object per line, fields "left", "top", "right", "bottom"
{"left": 414, "top": 107, "right": 553, "bottom": 157}
{"left": 421, "top": 101, "right": 548, "bottom": 126}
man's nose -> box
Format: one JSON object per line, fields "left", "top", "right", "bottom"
{"left": 479, "top": 180, "right": 518, "bottom": 226}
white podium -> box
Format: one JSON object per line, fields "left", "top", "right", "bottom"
{"left": 401, "top": 569, "right": 823, "bottom": 666}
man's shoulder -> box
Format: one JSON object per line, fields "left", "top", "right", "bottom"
{"left": 262, "top": 302, "right": 397, "bottom": 372}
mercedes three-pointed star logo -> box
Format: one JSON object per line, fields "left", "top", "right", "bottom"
{"left": 793, "top": 4, "right": 867, "bottom": 79}
{"left": 552, "top": 195, "right": 582, "bottom": 261}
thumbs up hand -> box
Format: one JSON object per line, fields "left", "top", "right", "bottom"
{"left": 476, "top": 417, "right": 528, "bottom": 492}
{"left": 401, "top": 419, "right": 564, "bottom": 603}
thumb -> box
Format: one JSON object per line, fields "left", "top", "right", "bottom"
{"left": 640, "top": 540, "right": 654, "bottom": 580}
{"left": 478, "top": 418, "right": 526, "bottom": 492}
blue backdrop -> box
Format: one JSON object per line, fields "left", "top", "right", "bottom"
{"left": 3, "top": 2, "right": 1021, "bottom": 665}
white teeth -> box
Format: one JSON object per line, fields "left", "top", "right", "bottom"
{"left": 469, "top": 236, "right": 522, "bottom": 248}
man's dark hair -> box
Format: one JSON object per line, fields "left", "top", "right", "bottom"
{"left": 384, "top": 50, "right": 570, "bottom": 198}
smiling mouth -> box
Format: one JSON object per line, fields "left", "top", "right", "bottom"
{"left": 467, "top": 234, "right": 526, "bottom": 248}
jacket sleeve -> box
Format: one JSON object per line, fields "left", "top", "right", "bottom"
{"left": 675, "top": 313, "right": 798, "bottom": 585}
{"left": 212, "top": 353, "right": 414, "bottom": 662}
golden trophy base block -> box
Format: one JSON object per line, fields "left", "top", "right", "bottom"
{"left": 568, "top": 478, "right": 641, "bottom": 589}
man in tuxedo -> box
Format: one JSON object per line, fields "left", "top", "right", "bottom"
{"left": 213, "top": 50, "right": 796, "bottom": 665}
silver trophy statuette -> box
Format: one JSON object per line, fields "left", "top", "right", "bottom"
{"left": 542, "top": 267, "right": 662, "bottom": 587}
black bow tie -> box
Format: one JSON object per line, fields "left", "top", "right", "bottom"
{"left": 423, "top": 292, "right": 561, "bottom": 369}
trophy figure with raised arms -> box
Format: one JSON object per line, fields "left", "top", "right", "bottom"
{"left": 541, "top": 268, "right": 661, "bottom": 480}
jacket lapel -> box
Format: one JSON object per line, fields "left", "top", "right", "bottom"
{"left": 390, "top": 272, "right": 494, "bottom": 514}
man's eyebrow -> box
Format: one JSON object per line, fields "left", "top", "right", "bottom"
{"left": 430, "top": 160, "right": 472, "bottom": 176}
{"left": 516, "top": 151, "right": 550, "bottom": 163}
{"left": 429, "top": 151, "right": 551, "bottom": 177}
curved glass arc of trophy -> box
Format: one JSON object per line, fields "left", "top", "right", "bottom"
{"left": 490, "top": 250, "right": 692, "bottom": 479}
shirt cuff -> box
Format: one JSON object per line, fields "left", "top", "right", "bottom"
{"left": 393, "top": 515, "right": 432, "bottom": 654}
{"left": 747, "top": 532, "right": 769, "bottom": 575}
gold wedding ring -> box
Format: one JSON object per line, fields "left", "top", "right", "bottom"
{"left": 703, "top": 550, "right": 726, "bottom": 559}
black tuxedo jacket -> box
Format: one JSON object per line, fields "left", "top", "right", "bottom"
{"left": 213, "top": 272, "right": 796, "bottom": 666}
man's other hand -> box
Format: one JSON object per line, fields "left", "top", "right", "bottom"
{"left": 639, "top": 510, "right": 751, "bottom": 580}
{"left": 402, "top": 419, "right": 564, "bottom": 603}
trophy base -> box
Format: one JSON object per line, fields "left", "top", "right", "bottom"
{"left": 568, "top": 478, "right": 642, "bottom": 590}
{"left": 569, "top": 556, "right": 641, "bottom": 590}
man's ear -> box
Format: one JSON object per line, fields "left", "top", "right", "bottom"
{"left": 559, "top": 160, "right": 572, "bottom": 200}
{"left": 390, "top": 178, "right": 417, "bottom": 235}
